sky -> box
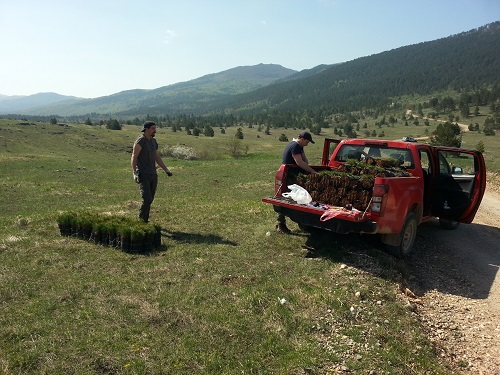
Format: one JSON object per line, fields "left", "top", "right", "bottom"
{"left": 1, "top": 0, "right": 499, "bottom": 99}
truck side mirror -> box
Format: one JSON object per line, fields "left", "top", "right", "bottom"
{"left": 451, "top": 166, "right": 463, "bottom": 174}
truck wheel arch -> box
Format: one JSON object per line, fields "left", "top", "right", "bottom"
{"left": 381, "top": 211, "right": 419, "bottom": 258}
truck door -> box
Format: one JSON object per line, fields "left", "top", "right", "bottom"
{"left": 321, "top": 138, "right": 341, "bottom": 166}
{"left": 431, "top": 148, "right": 486, "bottom": 223}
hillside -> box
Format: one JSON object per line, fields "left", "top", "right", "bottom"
{"left": 0, "top": 92, "right": 79, "bottom": 113}
{"left": 1, "top": 64, "right": 296, "bottom": 117}
{"left": 217, "top": 22, "right": 500, "bottom": 115}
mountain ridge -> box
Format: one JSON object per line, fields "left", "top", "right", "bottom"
{"left": 1, "top": 22, "right": 499, "bottom": 118}
{"left": 0, "top": 64, "right": 296, "bottom": 116}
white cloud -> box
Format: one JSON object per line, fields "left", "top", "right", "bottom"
{"left": 163, "top": 29, "right": 177, "bottom": 44}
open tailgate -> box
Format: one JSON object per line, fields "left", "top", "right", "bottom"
{"left": 262, "top": 197, "right": 370, "bottom": 223}
{"left": 262, "top": 197, "right": 377, "bottom": 234}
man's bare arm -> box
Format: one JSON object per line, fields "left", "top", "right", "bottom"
{"left": 292, "top": 154, "right": 316, "bottom": 174}
{"left": 131, "top": 143, "right": 142, "bottom": 172}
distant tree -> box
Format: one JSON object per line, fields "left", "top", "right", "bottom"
{"left": 429, "top": 97, "right": 439, "bottom": 108}
{"left": 343, "top": 123, "right": 354, "bottom": 137}
{"left": 227, "top": 138, "right": 243, "bottom": 158}
{"left": 441, "top": 97, "right": 456, "bottom": 112}
{"left": 264, "top": 125, "right": 271, "bottom": 135}
{"left": 310, "top": 124, "right": 321, "bottom": 135}
{"left": 483, "top": 124, "right": 495, "bottom": 136}
{"left": 235, "top": 128, "right": 244, "bottom": 139}
{"left": 476, "top": 141, "right": 485, "bottom": 153}
{"left": 459, "top": 101, "right": 470, "bottom": 118}
{"left": 192, "top": 127, "right": 201, "bottom": 136}
{"left": 279, "top": 134, "right": 288, "bottom": 142}
{"left": 204, "top": 125, "right": 214, "bottom": 137}
{"left": 106, "top": 119, "right": 121, "bottom": 130}
{"left": 430, "top": 122, "right": 462, "bottom": 147}
{"left": 50, "top": 118, "right": 57, "bottom": 125}
{"left": 85, "top": 118, "right": 93, "bottom": 126}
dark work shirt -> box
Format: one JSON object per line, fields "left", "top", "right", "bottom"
{"left": 282, "top": 141, "right": 304, "bottom": 165}
{"left": 134, "top": 135, "right": 158, "bottom": 174}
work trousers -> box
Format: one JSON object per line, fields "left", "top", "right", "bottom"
{"left": 139, "top": 173, "right": 158, "bottom": 223}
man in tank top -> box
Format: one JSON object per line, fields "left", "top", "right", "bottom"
{"left": 131, "top": 121, "right": 173, "bottom": 223}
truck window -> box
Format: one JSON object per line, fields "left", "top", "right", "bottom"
{"left": 437, "top": 150, "right": 476, "bottom": 175}
{"left": 438, "top": 153, "right": 451, "bottom": 174}
{"left": 419, "top": 150, "right": 432, "bottom": 175}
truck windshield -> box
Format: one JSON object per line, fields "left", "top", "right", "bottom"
{"left": 334, "top": 145, "right": 415, "bottom": 169}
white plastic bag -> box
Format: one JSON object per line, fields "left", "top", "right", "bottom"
{"left": 282, "top": 184, "right": 312, "bottom": 204}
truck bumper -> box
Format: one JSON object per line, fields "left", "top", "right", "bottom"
{"left": 263, "top": 197, "right": 378, "bottom": 234}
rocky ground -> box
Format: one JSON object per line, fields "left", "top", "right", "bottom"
{"left": 404, "top": 172, "right": 500, "bottom": 374}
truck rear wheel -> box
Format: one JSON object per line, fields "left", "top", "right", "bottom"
{"left": 383, "top": 212, "right": 418, "bottom": 258}
{"left": 439, "top": 218, "right": 460, "bottom": 230}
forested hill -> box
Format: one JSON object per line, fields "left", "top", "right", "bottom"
{"left": 6, "top": 64, "right": 296, "bottom": 117}
{"left": 213, "top": 22, "right": 500, "bottom": 115}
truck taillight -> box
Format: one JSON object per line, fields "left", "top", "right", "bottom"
{"left": 371, "top": 184, "right": 388, "bottom": 213}
{"left": 373, "top": 184, "right": 388, "bottom": 196}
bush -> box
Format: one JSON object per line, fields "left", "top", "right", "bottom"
{"left": 279, "top": 134, "right": 289, "bottom": 142}
{"left": 161, "top": 144, "right": 198, "bottom": 160}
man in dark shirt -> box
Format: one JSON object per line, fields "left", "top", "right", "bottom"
{"left": 277, "top": 131, "right": 317, "bottom": 233}
{"left": 131, "top": 121, "right": 172, "bottom": 223}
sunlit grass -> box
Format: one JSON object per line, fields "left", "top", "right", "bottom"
{"left": 0, "top": 118, "right": 489, "bottom": 374}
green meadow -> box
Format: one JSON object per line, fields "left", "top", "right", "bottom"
{"left": 1, "top": 117, "right": 496, "bottom": 374}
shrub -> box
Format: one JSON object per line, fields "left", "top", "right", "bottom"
{"left": 161, "top": 144, "right": 198, "bottom": 160}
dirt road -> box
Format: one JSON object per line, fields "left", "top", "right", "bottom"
{"left": 405, "top": 182, "right": 500, "bottom": 374}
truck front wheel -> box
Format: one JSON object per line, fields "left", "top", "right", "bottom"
{"left": 382, "top": 212, "right": 418, "bottom": 258}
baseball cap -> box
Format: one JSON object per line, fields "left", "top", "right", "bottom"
{"left": 141, "top": 121, "right": 156, "bottom": 132}
{"left": 298, "top": 131, "right": 315, "bottom": 144}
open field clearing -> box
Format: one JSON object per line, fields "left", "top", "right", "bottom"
{"left": 0, "top": 118, "right": 498, "bottom": 374}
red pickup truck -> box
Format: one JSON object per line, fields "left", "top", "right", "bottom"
{"left": 262, "top": 138, "right": 486, "bottom": 257}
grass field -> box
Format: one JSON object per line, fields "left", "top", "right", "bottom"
{"left": 0, "top": 117, "right": 497, "bottom": 374}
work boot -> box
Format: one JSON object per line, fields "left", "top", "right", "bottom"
{"left": 276, "top": 223, "right": 291, "bottom": 234}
